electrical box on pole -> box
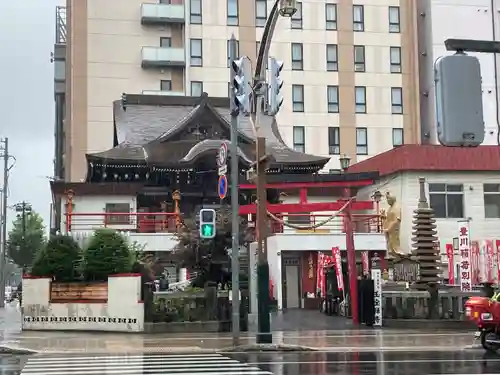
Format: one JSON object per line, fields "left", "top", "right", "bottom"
{"left": 434, "top": 54, "right": 484, "bottom": 147}
{"left": 199, "top": 208, "right": 216, "bottom": 239}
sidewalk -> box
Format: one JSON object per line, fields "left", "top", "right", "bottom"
{"left": 0, "top": 306, "right": 477, "bottom": 354}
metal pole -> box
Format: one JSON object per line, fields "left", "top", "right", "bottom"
{"left": 344, "top": 188, "right": 359, "bottom": 325}
{"left": 256, "top": 135, "right": 271, "bottom": 343}
{"left": 0, "top": 138, "right": 9, "bottom": 307}
{"left": 229, "top": 34, "right": 240, "bottom": 346}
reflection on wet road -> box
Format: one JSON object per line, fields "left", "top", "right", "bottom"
{"left": 230, "top": 350, "right": 500, "bottom": 375}
{"left": 14, "top": 350, "right": 500, "bottom": 375}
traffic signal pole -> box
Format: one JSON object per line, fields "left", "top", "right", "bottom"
{"left": 229, "top": 34, "right": 240, "bottom": 347}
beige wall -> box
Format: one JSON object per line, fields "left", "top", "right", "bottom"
{"left": 64, "top": 0, "right": 421, "bottom": 181}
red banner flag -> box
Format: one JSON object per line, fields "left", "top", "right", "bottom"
{"left": 332, "top": 247, "right": 344, "bottom": 291}
{"left": 361, "top": 251, "right": 369, "bottom": 275}
{"left": 445, "top": 243, "right": 454, "bottom": 285}
{"left": 486, "top": 240, "right": 494, "bottom": 283}
{"left": 471, "top": 241, "right": 480, "bottom": 285}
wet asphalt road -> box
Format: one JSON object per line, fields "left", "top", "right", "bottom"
{"left": 11, "top": 350, "right": 500, "bottom": 375}
{"left": 231, "top": 351, "right": 500, "bottom": 375}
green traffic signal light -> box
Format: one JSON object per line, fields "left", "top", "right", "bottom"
{"left": 200, "top": 223, "right": 215, "bottom": 238}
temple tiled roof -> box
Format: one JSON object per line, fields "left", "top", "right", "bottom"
{"left": 87, "top": 93, "right": 330, "bottom": 170}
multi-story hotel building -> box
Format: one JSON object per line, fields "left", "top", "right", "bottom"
{"left": 53, "top": 0, "right": 500, "bottom": 183}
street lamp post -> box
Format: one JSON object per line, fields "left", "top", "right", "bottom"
{"left": 339, "top": 154, "right": 351, "bottom": 172}
{"left": 252, "top": 0, "right": 297, "bottom": 344}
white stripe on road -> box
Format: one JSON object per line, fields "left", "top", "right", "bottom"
{"left": 26, "top": 357, "right": 231, "bottom": 365}
{"left": 23, "top": 370, "right": 271, "bottom": 375}
{"left": 27, "top": 354, "right": 224, "bottom": 362}
{"left": 23, "top": 362, "right": 244, "bottom": 371}
{"left": 25, "top": 359, "right": 241, "bottom": 368}
{"left": 23, "top": 365, "right": 263, "bottom": 373}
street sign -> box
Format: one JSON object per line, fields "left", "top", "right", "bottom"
{"left": 217, "top": 142, "right": 228, "bottom": 167}
{"left": 218, "top": 165, "right": 228, "bottom": 176}
{"left": 218, "top": 175, "right": 228, "bottom": 199}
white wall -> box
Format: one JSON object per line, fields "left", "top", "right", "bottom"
{"left": 358, "top": 171, "right": 500, "bottom": 254}
{"left": 22, "top": 275, "right": 144, "bottom": 332}
{"left": 428, "top": 0, "right": 498, "bottom": 145}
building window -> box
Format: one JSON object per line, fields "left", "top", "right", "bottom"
{"left": 227, "top": 39, "right": 240, "bottom": 67}
{"left": 291, "top": 43, "right": 303, "bottom": 70}
{"left": 389, "top": 6, "right": 400, "bottom": 33}
{"left": 227, "top": 0, "right": 239, "bottom": 26}
{"left": 191, "top": 81, "right": 203, "bottom": 96}
{"left": 160, "top": 37, "right": 171, "bottom": 47}
{"left": 325, "top": 4, "right": 337, "bottom": 30}
{"left": 484, "top": 184, "right": 500, "bottom": 218}
{"left": 429, "top": 184, "right": 464, "bottom": 218}
{"left": 326, "top": 44, "right": 338, "bottom": 71}
{"left": 328, "top": 127, "right": 340, "bottom": 155}
{"left": 355, "top": 86, "right": 366, "bottom": 113}
{"left": 190, "top": 0, "right": 202, "bottom": 24}
{"left": 356, "top": 127, "right": 368, "bottom": 155}
{"left": 160, "top": 80, "right": 172, "bottom": 91}
{"left": 353, "top": 5, "right": 364, "bottom": 31}
{"left": 292, "top": 85, "right": 304, "bottom": 112}
{"left": 392, "top": 128, "right": 403, "bottom": 147}
{"left": 391, "top": 87, "right": 403, "bottom": 114}
{"left": 327, "top": 86, "right": 339, "bottom": 113}
{"left": 160, "top": 0, "right": 171, "bottom": 3}
{"left": 390, "top": 47, "right": 401, "bottom": 73}
{"left": 190, "top": 39, "right": 203, "bottom": 66}
{"left": 293, "top": 126, "right": 305, "bottom": 152}
{"left": 256, "top": 0, "right": 267, "bottom": 27}
{"left": 291, "top": 1, "right": 302, "bottom": 29}
{"left": 105, "top": 203, "right": 131, "bottom": 225}
{"left": 354, "top": 45, "right": 365, "bottom": 72}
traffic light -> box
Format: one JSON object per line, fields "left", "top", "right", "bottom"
{"left": 268, "top": 57, "right": 284, "bottom": 115}
{"left": 434, "top": 53, "right": 484, "bottom": 147}
{"left": 199, "top": 208, "right": 216, "bottom": 239}
{"left": 231, "top": 57, "right": 252, "bottom": 115}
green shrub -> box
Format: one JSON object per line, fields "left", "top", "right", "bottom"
{"left": 31, "top": 235, "right": 81, "bottom": 281}
{"left": 83, "top": 229, "right": 132, "bottom": 281}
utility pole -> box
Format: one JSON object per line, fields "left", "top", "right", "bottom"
{"left": 0, "top": 138, "right": 10, "bottom": 307}
{"left": 229, "top": 34, "right": 240, "bottom": 346}
{"left": 15, "top": 201, "right": 32, "bottom": 274}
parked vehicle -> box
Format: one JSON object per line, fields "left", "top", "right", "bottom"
{"left": 465, "top": 294, "right": 500, "bottom": 351}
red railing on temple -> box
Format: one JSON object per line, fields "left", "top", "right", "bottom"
{"left": 64, "top": 212, "right": 382, "bottom": 235}
{"left": 64, "top": 212, "right": 180, "bottom": 233}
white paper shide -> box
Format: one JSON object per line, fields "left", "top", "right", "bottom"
{"left": 371, "top": 268, "right": 382, "bottom": 327}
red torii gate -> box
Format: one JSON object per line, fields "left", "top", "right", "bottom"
{"left": 237, "top": 180, "right": 374, "bottom": 325}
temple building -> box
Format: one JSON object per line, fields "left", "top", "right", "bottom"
{"left": 50, "top": 93, "right": 386, "bottom": 309}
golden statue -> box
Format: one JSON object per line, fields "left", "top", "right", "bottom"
{"left": 381, "top": 191, "right": 404, "bottom": 257}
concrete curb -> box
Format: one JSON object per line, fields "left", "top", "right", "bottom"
{"left": 0, "top": 345, "right": 38, "bottom": 355}
{"left": 221, "top": 344, "right": 318, "bottom": 353}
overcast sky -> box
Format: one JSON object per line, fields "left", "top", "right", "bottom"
{"left": 0, "top": 0, "right": 63, "bottom": 230}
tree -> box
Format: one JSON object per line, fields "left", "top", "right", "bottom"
{"left": 173, "top": 205, "right": 253, "bottom": 287}
{"left": 7, "top": 210, "right": 46, "bottom": 269}
{"left": 83, "top": 229, "right": 133, "bottom": 281}
{"left": 31, "top": 235, "right": 82, "bottom": 281}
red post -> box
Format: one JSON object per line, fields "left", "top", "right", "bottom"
{"left": 344, "top": 188, "right": 359, "bottom": 325}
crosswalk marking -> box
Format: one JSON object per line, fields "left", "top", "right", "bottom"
{"left": 21, "top": 353, "right": 273, "bottom": 375}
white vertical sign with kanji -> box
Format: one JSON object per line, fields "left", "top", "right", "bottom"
{"left": 458, "top": 220, "right": 472, "bottom": 292}
{"left": 371, "top": 268, "right": 383, "bottom": 327}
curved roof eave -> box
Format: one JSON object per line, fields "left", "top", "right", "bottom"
{"left": 179, "top": 139, "right": 253, "bottom": 165}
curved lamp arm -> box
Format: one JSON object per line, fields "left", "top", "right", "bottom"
{"left": 254, "top": 0, "right": 282, "bottom": 80}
